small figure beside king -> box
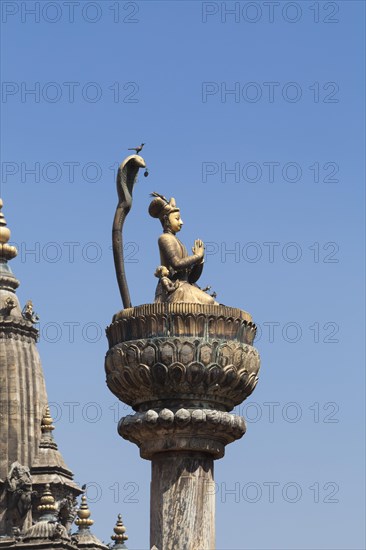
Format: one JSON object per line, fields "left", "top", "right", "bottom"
{"left": 149, "top": 193, "right": 217, "bottom": 305}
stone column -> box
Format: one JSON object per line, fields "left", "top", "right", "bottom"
{"left": 105, "top": 303, "right": 260, "bottom": 550}
{"left": 150, "top": 452, "right": 214, "bottom": 549}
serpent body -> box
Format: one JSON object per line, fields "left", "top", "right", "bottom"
{"left": 112, "top": 155, "right": 146, "bottom": 308}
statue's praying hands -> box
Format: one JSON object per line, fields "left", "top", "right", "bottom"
{"left": 192, "top": 239, "right": 205, "bottom": 261}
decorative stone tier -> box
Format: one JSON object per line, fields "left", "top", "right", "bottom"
{"left": 107, "top": 303, "right": 257, "bottom": 347}
{"left": 105, "top": 303, "right": 260, "bottom": 460}
{"left": 119, "top": 407, "right": 246, "bottom": 459}
{"left": 106, "top": 337, "right": 259, "bottom": 411}
{"left": 0, "top": 317, "right": 38, "bottom": 342}
{"left": 0, "top": 273, "right": 19, "bottom": 292}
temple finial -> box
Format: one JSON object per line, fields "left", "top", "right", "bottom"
{"left": 0, "top": 198, "right": 17, "bottom": 261}
{"left": 72, "top": 494, "right": 108, "bottom": 548}
{"left": 75, "top": 495, "right": 94, "bottom": 529}
{"left": 23, "top": 483, "right": 69, "bottom": 542}
{"left": 110, "top": 514, "right": 128, "bottom": 548}
{"left": 37, "top": 484, "right": 57, "bottom": 514}
{"left": 41, "top": 406, "right": 55, "bottom": 433}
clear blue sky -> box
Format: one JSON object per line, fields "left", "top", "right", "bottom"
{"left": 1, "top": 1, "right": 365, "bottom": 549}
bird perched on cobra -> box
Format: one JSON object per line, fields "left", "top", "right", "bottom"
{"left": 128, "top": 143, "right": 145, "bottom": 155}
{"left": 112, "top": 152, "right": 146, "bottom": 308}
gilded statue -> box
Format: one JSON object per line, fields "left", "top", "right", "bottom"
{"left": 149, "top": 194, "right": 217, "bottom": 304}
{"left": 154, "top": 266, "right": 178, "bottom": 297}
{"left": 22, "top": 300, "right": 39, "bottom": 324}
{"left": 112, "top": 149, "right": 217, "bottom": 307}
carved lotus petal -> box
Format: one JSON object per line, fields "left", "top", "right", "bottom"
{"left": 160, "top": 342, "right": 175, "bottom": 365}
{"left": 105, "top": 352, "right": 114, "bottom": 375}
{"left": 125, "top": 344, "right": 140, "bottom": 367}
{"left": 218, "top": 344, "right": 232, "bottom": 367}
{"left": 179, "top": 342, "right": 195, "bottom": 365}
{"left": 137, "top": 316, "right": 146, "bottom": 336}
{"left": 216, "top": 316, "right": 225, "bottom": 337}
{"left": 233, "top": 318, "right": 242, "bottom": 337}
{"left": 187, "top": 362, "right": 204, "bottom": 386}
{"left": 111, "top": 373, "right": 124, "bottom": 391}
{"left": 157, "top": 313, "right": 168, "bottom": 335}
{"left": 237, "top": 361, "right": 249, "bottom": 376}
{"left": 185, "top": 314, "right": 195, "bottom": 335}
{"left": 195, "top": 314, "right": 206, "bottom": 336}
{"left": 233, "top": 348, "right": 243, "bottom": 368}
{"left": 138, "top": 364, "right": 152, "bottom": 387}
{"left": 122, "top": 368, "right": 136, "bottom": 388}
{"left": 147, "top": 315, "right": 158, "bottom": 336}
{"left": 250, "top": 352, "right": 260, "bottom": 374}
{"left": 172, "top": 314, "right": 184, "bottom": 335}
{"left": 141, "top": 344, "right": 157, "bottom": 366}
{"left": 199, "top": 344, "right": 213, "bottom": 366}
{"left": 208, "top": 317, "right": 217, "bottom": 338}
{"left": 169, "top": 362, "right": 185, "bottom": 386}
{"left": 152, "top": 363, "right": 168, "bottom": 385}
{"left": 237, "top": 371, "right": 250, "bottom": 392}
{"left": 225, "top": 318, "right": 234, "bottom": 338}
{"left": 206, "top": 364, "right": 221, "bottom": 386}
{"left": 221, "top": 365, "right": 238, "bottom": 387}
{"left": 109, "top": 346, "right": 124, "bottom": 371}
{"left": 107, "top": 374, "right": 124, "bottom": 396}
{"left": 247, "top": 372, "right": 259, "bottom": 394}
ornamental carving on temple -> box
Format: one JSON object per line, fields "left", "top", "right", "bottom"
{"left": 0, "top": 199, "right": 128, "bottom": 549}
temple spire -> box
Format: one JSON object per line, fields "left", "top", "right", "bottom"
{"left": 37, "top": 484, "right": 58, "bottom": 519}
{"left": 30, "top": 404, "right": 83, "bottom": 532}
{"left": 110, "top": 514, "right": 128, "bottom": 549}
{"left": 73, "top": 496, "right": 108, "bottom": 549}
{"left": 75, "top": 496, "right": 94, "bottom": 530}
{"left": 0, "top": 195, "right": 48, "bottom": 540}
{"left": 22, "top": 484, "right": 70, "bottom": 543}
{"left": 0, "top": 198, "right": 19, "bottom": 293}
{"left": 0, "top": 198, "right": 17, "bottom": 261}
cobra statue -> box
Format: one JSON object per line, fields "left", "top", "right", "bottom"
{"left": 112, "top": 154, "right": 146, "bottom": 308}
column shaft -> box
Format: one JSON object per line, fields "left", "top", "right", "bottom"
{"left": 150, "top": 452, "right": 215, "bottom": 550}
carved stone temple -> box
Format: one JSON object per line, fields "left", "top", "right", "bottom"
{"left": 0, "top": 199, "right": 128, "bottom": 549}
{"left": 0, "top": 151, "right": 261, "bottom": 550}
